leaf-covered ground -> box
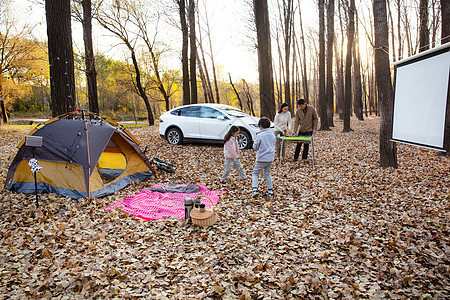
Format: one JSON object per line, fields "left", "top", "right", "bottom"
{"left": 0, "top": 116, "right": 448, "bottom": 299}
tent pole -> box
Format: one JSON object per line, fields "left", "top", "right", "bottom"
{"left": 33, "top": 147, "right": 39, "bottom": 207}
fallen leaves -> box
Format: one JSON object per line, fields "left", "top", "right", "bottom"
{"left": 0, "top": 116, "right": 449, "bottom": 298}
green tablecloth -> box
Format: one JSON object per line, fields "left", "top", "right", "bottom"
{"left": 282, "top": 136, "right": 312, "bottom": 142}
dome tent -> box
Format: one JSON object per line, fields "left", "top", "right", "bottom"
{"left": 4, "top": 111, "right": 154, "bottom": 199}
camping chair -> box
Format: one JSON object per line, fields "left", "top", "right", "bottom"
{"left": 280, "top": 136, "right": 315, "bottom": 168}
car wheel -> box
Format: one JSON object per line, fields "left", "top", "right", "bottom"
{"left": 166, "top": 128, "right": 183, "bottom": 145}
{"left": 237, "top": 130, "right": 251, "bottom": 149}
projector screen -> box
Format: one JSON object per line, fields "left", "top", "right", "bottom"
{"left": 392, "top": 48, "right": 450, "bottom": 150}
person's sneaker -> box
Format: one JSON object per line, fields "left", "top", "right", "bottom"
{"left": 251, "top": 189, "right": 259, "bottom": 198}
{"left": 267, "top": 189, "right": 274, "bottom": 198}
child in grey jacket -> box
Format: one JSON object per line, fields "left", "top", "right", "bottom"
{"left": 252, "top": 117, "right": 276, "bottom": 198}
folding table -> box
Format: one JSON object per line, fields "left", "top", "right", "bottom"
{"left": 280, "top": 136, "right": 314, "bottom": 167}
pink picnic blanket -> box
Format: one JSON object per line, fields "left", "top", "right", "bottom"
{"left": 104, "top": 183, "right": 226, "bottom": 221}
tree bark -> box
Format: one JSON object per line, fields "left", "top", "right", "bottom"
{"left": 343, "top": 0, "right": 355, "bottom": 132}
{"left": 353, "top": 10, "right": 363, "bottom": 120}
{"left": 253, "top": 0, "right": 275, "bottom": 118}
{"left": 298, "top": 1, "right": 309, "bottom": 103}
{"left": 318, "top": 0, "right": 329, "bottom": 130}
{"left": 282, "top": 0, "right": 293, "bottom": 109}
{"left": 441, "top": 0, "right": 450, "bottom": 44}
{"left": 419, "top": 0, "right": 429, "bottom": 52}
{"left": 188, "top": 0, "right": 197, "bottom": 104}
{"left": 229, "top": 73, "right": 243, "bottom": 110}
{"left": 179, "top": 0, "right": 190, "bottom": 105}
{"left": 0, "top": 98, "right": 8, "bottom": 124}
{"left": 45, "top": 0, "right": 76, "bottom": 117}
{"left": 82, "top": 0, "right": 99, "bottom": 114}
{"left": 373, "top": 0, "right": 397, "bottom": 168}
{"left": 442, "top": 0, "right": 450, "bottom": 154}
{"left": 204, "top": 10, "right": 220, "bottom": 104}
{"left": 326, "top": 0, "right": 335, "bottom": 126}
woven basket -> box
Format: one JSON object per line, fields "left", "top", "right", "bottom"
{"left": 190, "top": 194, "right": 218, "bottom": 227}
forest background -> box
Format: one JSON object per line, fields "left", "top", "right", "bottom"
{"left": 0, "top": 0, "right": 449, "bottom": 144}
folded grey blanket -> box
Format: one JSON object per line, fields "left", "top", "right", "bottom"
{"left": 145, "top": 183, "right": 200, "bottom": 193}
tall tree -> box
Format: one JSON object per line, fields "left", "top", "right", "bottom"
{"left": 318, "top": 0, "right": 329, "bottom": 130}
{"left": 373, "top": 0, "right": 397, "bottom": 168}
{"left": 353, "top": 9, "right": 363, "bottom": 120}
{"left": 298, "top": 1, "right": 309, "bottom": 102}
{"left": 188, "top": 0, "right": 198, "bottom": 104}
{"left": 343, "top": 0, "right": 355, "bottom": 132}
{"left": 419, "top": 0, "right": 429, "bottom": 52}
{"left": 326, "top": 0, "right": 335, "bottom": 126}
{"left": 442, "top": 0, "right": 450, "bottom": 154}
{"left": 253, "top": 0, "right": 275, "bottom": 118}
{"left": 73, "top": 0, "right": 99, "bottom": 114}
{"left": 45, "top": 0, "right": 76, "bottom": 117}
{"left": 203, "top": 5, "right": 220, "bottom": 104}
{"left": 178, "top": 0, "right": 190, "bottom": 105}
{"left": 441, "top": 0, "right": 450, "bottom": 44}
{"left": 97, "top": 0, "right": 154, "bottom": 125}
{"left": 281, "top": 0, "right": 294, "bottom": 109}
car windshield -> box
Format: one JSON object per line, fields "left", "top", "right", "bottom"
{"left": 220, "top": 107, "right": 249, "bottom": 118}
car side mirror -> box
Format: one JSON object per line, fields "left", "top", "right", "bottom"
{"left": 217, "top": 115, "right": 225, "bottom": 120}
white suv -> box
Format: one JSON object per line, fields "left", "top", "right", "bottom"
{"left": 159, "top": 104, "right": 263, "bottom": 149}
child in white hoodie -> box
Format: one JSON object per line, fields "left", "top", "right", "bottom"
{"left": 221, "top": 126, "right": 247, "bottom": 183}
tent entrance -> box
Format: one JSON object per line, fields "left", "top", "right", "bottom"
{"left": 97, "top": 140, "right": 127, "bottom": 183}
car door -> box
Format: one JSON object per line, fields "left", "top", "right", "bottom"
{"left": 177, "top": 106, "right": 201, "bottom": 138}
{"left": 199, "top": 106, "right": 230, "bottom": 141}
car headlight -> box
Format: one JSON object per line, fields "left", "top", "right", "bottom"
{"left": 249, "top": 124, "right": 258, "bottom": 128}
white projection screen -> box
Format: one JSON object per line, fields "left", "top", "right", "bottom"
{"left": 392, "top": 45, "right": 450, "bottom": 150}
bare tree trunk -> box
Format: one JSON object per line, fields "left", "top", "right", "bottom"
{"left": 336, "top": 0, "right": 345, "bottom": 119}
{"left": 179, "top": 0, "right": 190, "bottom": 105}
{"left": 276, "top": 31, "right": 285, "bottom": 104}
{"left": 442, "top": 0, "right": 450, "bottom": 154}
{"left": 403, "top": 6, "right": 412, "bottom": 56}
{"left": 318, "top": 0, "right": 329, "bottom": 130}
{"left": 81, "top": 0, "right": 99, "bottom": 114}
{"left": 373, "top": 0, "right": 397, "bottom": 168}
{"left": 430, "top": 0, "right": 438, "bottom": 48}
{"left": 298, "top": 2, "right": 309, "bottom": 102}
{"left": 386, "top": 0, "right": 396, "bottom": 62}
{"left": 282, "top": 0, "right": 293, "bottom": 109}
{"left": 131, "top": 49, "right": 155, "bottom": 125}
{"left": 0, "top": 98, "right": 7, "bottom": 124}
{"left": 243, "top": 79, "right": 256, "bottom": 116}
{"left": 441, "top": 0, "right": 450, "bottom": 44}
{"left": 397, "top": 0, "right": 402, "bottom": 59}
{"left": 343, "top": 0, "right": 355, "bottom": 132}
{"left": 229, "top": 73, "right": 243, "bottom": 110}
{"left": 419, "top": 0, "right": 430, "bottom": 52}
{"left": 189, "top": 0, "right": 198, "bottom": 104}
{"left": 326, "top": 0, "right": 335, "bottom": 127}
{"left": 197, "top": 17, "right": 214, "bottom": 103}
{"left": 204, "top": 8, "right": 220, "bottom": 104}
{"left": 197, "top": 54, "right": 209, "bottom": 103}
{"left": 353, "top": 10, "right": 363, "bottom": 121}
{"left": 45, "top": 0, "right": 76, "bottom": 117}
{"left": 253, "top": 0, "right": 275, "bottom": 118}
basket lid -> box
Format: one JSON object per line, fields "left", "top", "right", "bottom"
{"left": 190, "top": 208, "right": 215, "bottom": 220}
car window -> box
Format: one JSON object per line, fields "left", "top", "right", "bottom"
{"left": 179, "top": 106, "right": 200, "bottom": 117}
{"left": 171, "top": 109, "right": 181, "bottom": 116}
{"left": 200, "top": 107, "right": 225, "bottom": 119}
{"left": 221, "top": 107, "right": 248, "bottom": 117}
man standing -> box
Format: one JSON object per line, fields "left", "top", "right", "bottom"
{"left": 292, "top": 99, "right": 318, "bottom": 161}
